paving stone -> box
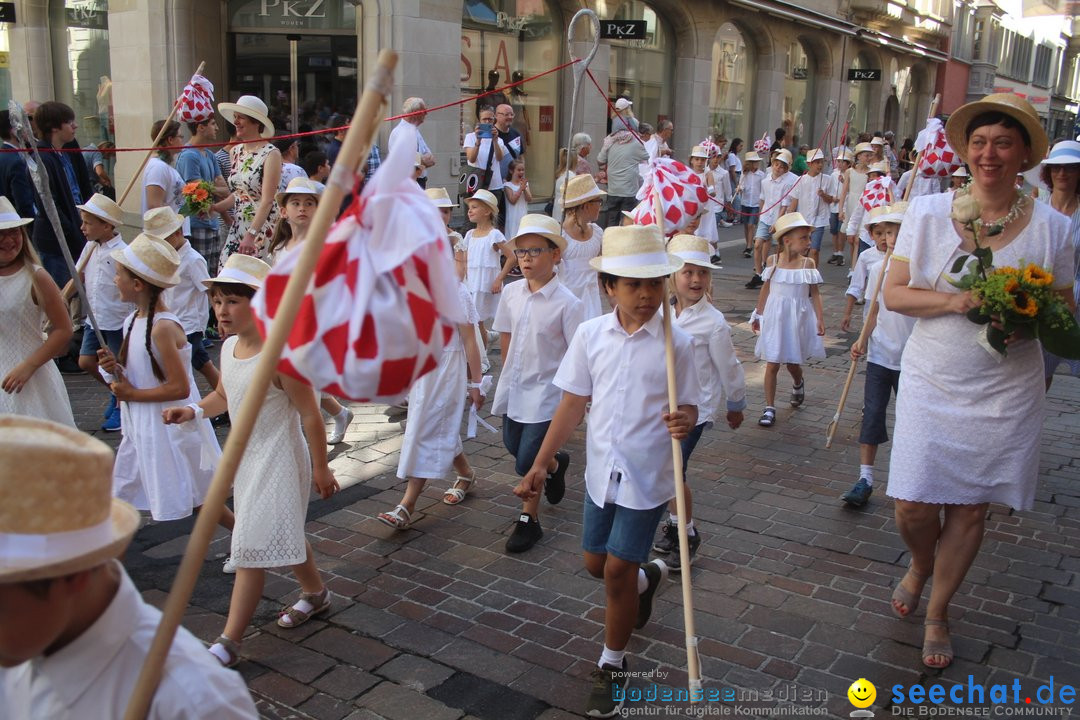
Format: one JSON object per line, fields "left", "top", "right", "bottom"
{"left": 353, "top": 682, "right": 463, "bottom": 720}
{"left": 303, "top": 627, "right": 399, "bottom": 670}
{"left": 312, "top": 666, "right": 382, "bottom": 700}
{"left": 427, "top": 671, "right": 548, "bottom": 720}
{"left": 375, "top": 654, "right": 456, "bottom": 691}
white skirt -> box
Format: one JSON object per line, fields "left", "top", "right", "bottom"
{"left": 396, "top": 349, "right": 466, "bottom": 479}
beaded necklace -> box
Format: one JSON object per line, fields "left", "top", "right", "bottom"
{"left": 955, "top": 184, "right": 1029, "bottom": 237}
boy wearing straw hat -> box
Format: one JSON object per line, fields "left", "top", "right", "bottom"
{"left": 0, "top": 415, "right": 257, "bottom": 718}
{"left": 843, "top": 204, "right": 914, "bottom": 507}
{"left": 491, "top": 214, "right": 583, "bottom": 553}
{"left": 827, "top": 148, "right": 854, "bottom": 266}
{"left": 739, "top": 150, "right": 765, "bottom": 259}
{"left": 71, "top": 193, "right": 134, "bottom": 431}
{"left": 791, "top": 149, "right": 838, "bottom": 266}
{"left": 746, "top": 148, "right": 798, "bottom": 289}
{"left": 144, "top": 206, "right": 221, "bottom": 393}
{"left": 514, "top": 225, "right": 700, "bottom": 717}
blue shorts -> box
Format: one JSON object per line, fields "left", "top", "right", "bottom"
{"left": 680, "top": 421, "right": 709, "bottom": 472}
{"left": 80, "top": 327, "right": 125, "bottom": 358}
{"left": 582, "top": 495, "right": 668, "bottom": 564}
{"left": 810, "top": 226, "right": 826, "bottom": 251}
{"left": 829, "top": 212, "right": 841, "bottom": 235}
{"left": 742, "top": 205, "right": 760, "bottom": 227}
{"left": 859, "top": 362, "right": 900, "bottom": 445}
{"left": 187, "top": 331, "right": 210, "bottom": 370}
{"left": 503, "top": 416, "right": 551, "bottom": 476}
{"left": 754, "top": 223, "right": 772, "bottom": 240}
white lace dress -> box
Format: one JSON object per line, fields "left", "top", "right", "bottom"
{"left": 0, "top": 268, "right": 75, "bottom": 426}
{"left": 221, "top": 336, "right": 311, "bottom": 568}
{"left": 754, "top": 262, "right": 825, "bottom": 364}
{"left": 558, "top": 223, "right": 603, "bottom": 319}
{"left": 464, "top": 228, "right": 506, "bottom": 322}
{"left": 887, "top": 192, "right": 1074, "bottom": 510}
{"left": 112, "top": 312, "right": 215, "bottom": 520}
{"left": 397, "top": 282, "right": 478, "bottom": 480}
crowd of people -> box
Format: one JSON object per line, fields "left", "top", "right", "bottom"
{"left": 0, "top": 86, "right": 1078, "bottom": 719}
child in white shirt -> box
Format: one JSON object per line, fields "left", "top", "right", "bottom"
{"left": 739, "top": 152, "right": 765, "bottom": 259}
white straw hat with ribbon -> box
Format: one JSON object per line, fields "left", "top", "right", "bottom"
{"left": 589, "top": 224, "right": 684, "bottom": 278}
{"left": 466, "top": 189, "right": 499, "bottom": 217}
{"left": 218, "top": 95, "right": 275, "bottom": 138}
{"left": 1042, "top": 140, "right": 1080, "bottom": 166}
{"left": 690, "top": 145, "right": 710, "bottom": 159}
{"left": 854, "top": 142, "right": 875, "bottom": 156}
{"left": 667, "top": 234, "right": 721, "bottom": 269}
{"left": 806, "top": 148, "right": 825, "bottom": 163}
{"left": 772, "top": 149, "right": 793, "bottom": 167}
{"left": 274, "top": 176, "right": 323, "bottom": 207}
{"left": 424, "top": 187, "right": 458, "bottom": 208}
{"left": 111, "top": 233, "right": 181, "bottom": 288}
{"left": 0, "top": 196, "right": 33, "bottom": 230}
{"left": 744, "top": 151, "right": 762, "bottom": 163}
{"left": 562, "top": 174, "right": 607, "bottom": 209}
{"left": 865, "top": 201, "right": 908, "bottom": 229}
{"left": 76, "top": 193, "right": 124, "bottom": 228}
{"left": 508, "top": 213, "right": 566, "bottom": 251}
{"left": 143, "top": 206, "right": 185, "bottom": 239}
{"left": 771, "top": 212, "right": 813, "bottom": 243}
{"left": 203, "top": 253, "right": 271, "bottom": 290}
{"left": 0, "top": 415, "right": 139, "bottom": 583}
{"left": 868, "top": 161, "right": 890, "bottom": 175}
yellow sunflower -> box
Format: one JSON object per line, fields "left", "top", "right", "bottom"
{"left": 1022, "top": 264, "right": 1053, "bottom": 287}
{"left": 1010, "top": 290, "right": 1039, "bottom": 318}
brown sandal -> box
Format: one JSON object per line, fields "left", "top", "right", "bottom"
{"left": 922, "top": 618, "right": 953, "bottom": 669}
{"left": 891, "top": 566, "right": 931, "bottom": 618}
{"left": 277, "top": 587, "right": 332, "bottom": 628}
{"left": 208, "top": 635, "right": 241, "bottom": 668}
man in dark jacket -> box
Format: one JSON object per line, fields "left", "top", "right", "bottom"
{"left": 29, "top": 102, "right": 88, "bottom": 287}
{"left": 0, "top": 110, "right": 36, "bottom": 222}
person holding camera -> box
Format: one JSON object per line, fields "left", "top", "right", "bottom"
{"left": 463, "top": 106, "right": 507, "bottom": 225}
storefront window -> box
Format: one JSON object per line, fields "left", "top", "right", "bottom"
{"left": 49, "top": 0, "right": 113, "bottom": 146}
{"left": 849, "top": 52, "right": 872, "bottom": 136}
{"left": 0, "top": 29, "right": 11, "bottom": 111}
{"left": 599, "top": 1, "right": 672, "bottom": 138}
{"left": 783, "top": 41, "right": 815, "bottom": 149}
{"left": 461, "top": 0, "right": 561, "bottom": 197}
{"left": 710, "top": 23, "right": 752, "bottom": 142}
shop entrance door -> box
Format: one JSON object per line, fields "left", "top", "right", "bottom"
{"left": 230, "top": 33, "right": 358, "bottom": 135}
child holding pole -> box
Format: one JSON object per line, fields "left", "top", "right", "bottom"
{"left": 514, "top": 224, "right": 700, "bottom": 718}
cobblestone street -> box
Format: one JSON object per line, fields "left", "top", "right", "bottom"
{"left": 65, "top": 226, "right": 1080, "bottom": 719}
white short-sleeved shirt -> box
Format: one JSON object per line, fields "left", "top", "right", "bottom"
{"left": 141, "top": 158, "right": 191, "bottom": 236}
{"left": 462, "top": 133, "right": 507, "bottom": 190}
{"left": 76, "top": 235, "right": 133, "bottom": 331}
{"left": 793, "top": 172, "right": 838, "bottom": 227}
{"left": 759, "top": 171, "right": 799, "bottom": 228}
{"left": 727, "top": 153, "right": 743, "bottom": 175}
{"left": 845, "top": 246, "right": 885, "bottom": 301}
{"left": 868, "top": 256, "right": 916, "bottom": 370}
{"left": 278, "top": 163, "right": 307, "bottom": 191}
{"left": 673, "top": 298, "right": 746, "bottom": 424}
{"left": 829, "top": 169, "right": 845, "bottom": 213}
{"left": 0, "top": 562, "right": 258, "bottom": 720}
{"left": 554, "top": 309, "right": 701, "bottom": 510}
{"left": 492, "top": 276, "right": 584, "bottom": 423}
{"left": 163, "top": 241, "right": 210, "bottom": 335}
{"left": 740, "top": 169, "right": 765, "bottom": 207}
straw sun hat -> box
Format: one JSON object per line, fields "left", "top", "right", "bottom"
{"left": 772, "top": 149, "right": 793, "bottom": 166}
{"left": 112, "top": 233, "right": 181, "bottom": 288}
{"left": 589, "top": 224, "right": 684, "bottom": 278}
{"left": 218, "top": 95, "right": 275, "bottom": 138}
{"left": 1042, "top": 140, "right": 1080, "bottom": 167}
{"left": 690, "top": 145, "right": 710, "bottom": 159}
{"left": 76, "top": 193, "right": 124, "bottom": 227}
{"left": 143, "top": 206, "right": 185, "bottom": 239}
{"left": 771, "top": 212, "right": 813, "bottom": 243}
{"left": 944, "top": 92, "right": 1048, "bottom": 172}
{"left": 0, "top": 196, "right": 33, "bottom": 230}
{"left": 508, "top": 213, "right": 566, "bottom": 251}
{"left": 868, "top": 161, "right": 890, "bottom": 175}
{"left": 0, "top": 415, "right": 139, "bottom": 583}
{"left": 562, "top": 174, "right": 606, "bottom": 209}
{"left": 668, "top": 234, "right": 721, "bottom": 269}
{"left": 465, "top": 189, "right": 499, "bottom": 216}
{"left": 864, "top": 201, "right": 908, "bottom": 229}
{"left": 424, "top": 187, "right": 457, "bottom": 208}
{"left": 203, "top": 253, "right": 271, "bottom": 290}
{"left": 806, "top": 149, "right": 825, "bottom": 163}
{"left": 274, "top": 176, "right": 322, "bottom": 207}
{"left": 744, "top": 151, "right": 762, "bottom": 163}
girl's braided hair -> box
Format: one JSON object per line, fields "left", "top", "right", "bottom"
{"left": 118, "top": 279, "right": 166, "bottom": 381}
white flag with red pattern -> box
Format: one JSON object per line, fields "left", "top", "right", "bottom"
{"left": 177, "top": 74, "right": 215, "bottom": 124}
{"left": 250, "top": 124, "right": 464, "bottom": 403}
{"left": 628, "top": 157, "right": 711, "bottom": 232}
{"left": 860, "top": 176, "right": 894, "bottom": 211}
{"left": 915, "top": 118, "right": 963, "bottom": 178}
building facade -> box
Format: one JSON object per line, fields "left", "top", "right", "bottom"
{"left": 3, "top": 0, "right": 1061, "bottom": 204}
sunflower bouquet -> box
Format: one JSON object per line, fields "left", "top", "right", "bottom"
{"left": 950, "top": 193, "right": 1080, "bottom": 358}
{"left": 180, "top": 180, "right": 214, "bottom": 217}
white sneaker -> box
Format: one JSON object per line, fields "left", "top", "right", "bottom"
{"left": 328, "top": 407, "right": 354, "bottom": 445}
{"left": 720, "top": 220, "right": 734, "bottom": 228}
{"left": 222, "top": 556, "right": 236, "bottom": 574}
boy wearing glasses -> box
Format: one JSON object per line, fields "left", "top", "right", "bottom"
{"left": 491, "top": 214, "right": 584, "bottom": 553}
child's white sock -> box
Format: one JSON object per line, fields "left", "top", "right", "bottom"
{"left": 686, "top": 520, "right": 696, "bottom": 536}
{"left": 598, "top": 645, "right": 626, "bottom": 669}
{"left": 860, "top": 465, "right": 874, "bottom": 485}
{"left": 637, "top": 568, "right": 649, "bottom": 594}
{"left": 669, "top": 512, "right": 678, "bottom": 524}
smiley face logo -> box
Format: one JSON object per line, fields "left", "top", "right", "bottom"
{"left": 847, "top": 678, "right": 876, "bottom": 709}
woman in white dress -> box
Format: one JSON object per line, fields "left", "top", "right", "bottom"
{"left": 883, "top": 94, "right": 1074, "bottom": 670}
{"left": 0, "top": 198, "right": 75, "bottom": 426}
{"left": 558, "top": 174, "right": 606, "bottom": 319}
{"left": 1037, "top": 140, "right": 1080, "bottom": 388}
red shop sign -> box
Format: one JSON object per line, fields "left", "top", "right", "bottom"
{"left": 539, "top": 105, "right": 554, "bottom": 132}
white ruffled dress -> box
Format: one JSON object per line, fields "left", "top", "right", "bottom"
{"left": 754, "top": 262, "right": 825, "bottom": 364}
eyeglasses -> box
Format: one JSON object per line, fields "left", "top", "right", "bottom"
{"left": 512, "top": 247, "right": 552, "bottom": 258}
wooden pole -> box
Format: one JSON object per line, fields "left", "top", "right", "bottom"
{"left": 116, "top": 61, "right": 206, "bottom": 208}
{"left": 122, "top": 49, "right": 397, "bottom": 720}
{"left": 653, "top": 185, "right": 703, "bottom": 699}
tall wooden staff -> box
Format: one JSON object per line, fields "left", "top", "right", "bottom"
{"left": 122, "top": 49, "right": 398, "bottom": 720}
{"left": 116, "top": 61, "right": 206, "bottom": 207}
{"left": 826, "top": 94, "right": 940, "bottom": 448}
{"left": 558, "top": 9, "right": 599, "bottom": 222}
{"left": 651, "top": 184, "right": 703, "bottom": 699}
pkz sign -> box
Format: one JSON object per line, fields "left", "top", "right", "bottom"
{"left": 848, "top": 68, "right": 882, "bottom": 81}
{"left": 600, "top": 20, "right": 647, "bottom": 40}
{"left": 258, "top": 0, "right": 325, "bottom": 17}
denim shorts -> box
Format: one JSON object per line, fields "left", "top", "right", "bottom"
{"left": 503, "top": 416, "right": 552, "bottom": 476}
{"left": 680, "top": 421, "right": 710, "bottom": 472}
{"left": 754, "top": 223, "right": 772, "bottom": 240}
{"left": 187, "top": 331, "right": 210, "bottom": 370}
{"left": 582, "top": 494, "right": 668, "bottom": 564}
{"left": 80, "top": 327, "right": 125, "bottom": 357}
{"left": 741, "top": 206, "right": 759, "bottom": 227}
{"left": 859, "top": 361, "right": 901, "bottom": 445}
{"left": 829, "top": 212, "right": 841, "bottom": 235}
{"left": 810, "top": 226, "right": 826, "bottom": 251}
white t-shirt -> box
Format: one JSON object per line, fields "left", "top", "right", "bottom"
{"left": 142, "top": 157, "right": 191, "bottom": 236}
{"left": 727, "top": 153, "right": 742, "bottom": 175}
{"left": 869, "top": 256, "right": 916, "bottom": 370}
{"left": 76, "top": 235, "right": 134, "bottom": 331}
{"left": 740, "top": 169, "right": 765, "bottom": 207}
{"left": 462, "top": 133, "right": 507, "bottom": 190}
{"left": 163, "top": 241, "right": 211, "bottom": 335}
{"left": 792, "top": 172, "right": 838, "bottom": 227}
{"left": 759, "top": 171, "right": 799, "bottom": 227}
{"left": 278, "top": 163, "right": 307, "bottom": 191}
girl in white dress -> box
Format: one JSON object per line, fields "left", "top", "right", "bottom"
{"left": 751, "top": 213, "right": 825, "bottom": 427}
{"left": 0, "top": 198, "right": 75, "bottom": 426}
{"left": 502, "top": 158, "right": 532, "bottom": 240}
{"left": 99, "top": 235, "right": 217, "bottom": 520}
{"left": 689, "top": 145, "right": 720, "bottom": 254}
{"left": 462, "top": 189, "right": 511, "bottom": 347}
{"left": 163, "top": 254, "right": 339, "bottom": 668}
{"left": 559, "top": 174, "right": 606, "bottom": 319}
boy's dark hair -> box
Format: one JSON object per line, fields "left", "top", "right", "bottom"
{"left": 0, "top": 110, "right": 12, "bottom": 140}
{"left": 209, "top": 283, "right": 257, "bottom": 300}
{"left": 35, "top": 102, "right": 75, "bottom": 137}
{"left": 599, "top": 272, "right": 620, "bottom": 290}
{"left": 273, "top": 136, "right": 297, "bottom": 155}
{"left": 300, "top": 150, "right": 328, "bottom": 177}
{"left": 185, "top": 117, "right": 216, "bottom": 136}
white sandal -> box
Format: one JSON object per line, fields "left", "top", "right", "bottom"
{"left": 443, "top": 472, "right": 476, "bottom": 505}
{"left": 377, "top": 504, "right": 413, "bottom": 530}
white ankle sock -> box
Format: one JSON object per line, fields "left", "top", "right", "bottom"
{"left": 637, "top": 568, "right": 648, "bottom": 594}
{"left": 668, "top": 513, "right": 678, "bottom": 524}
{"left": 686, "top": 520, "right": 696, "bottom": 536}
{"left": 598, "top": 645, "right": 625, "bottom": 669}
{"left": 860, "top": 465, "right": 874, "bottom": 485}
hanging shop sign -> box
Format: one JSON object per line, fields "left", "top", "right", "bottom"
{"left": 848, "top": 68, "right": 882, "bottom": 81}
